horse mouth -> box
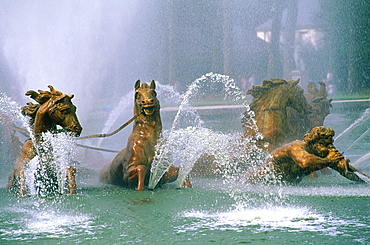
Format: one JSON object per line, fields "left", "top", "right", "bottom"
{"left": 142, "top": 106, "right": 155, "bottom": 115}
{"left": 65, "top": 125, "right": 82, "bottom": 136}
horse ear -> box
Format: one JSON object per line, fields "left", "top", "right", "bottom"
{"left": 48, "top": 85, "right": 55, "bottom": 92}
{"left": 292, "top": 78, "right": 300, "bottom": 86}
{"left": 150, "top": 80, "right": 156, "bottom": 89}
{"left": 25, "top": 90, "right": 39, "bottom": 99}
{"left": 26, "top": 90, "right": 51, "bottom": 104}
{"left": 69, "top": 94, "right": 74, "bottom": 99}
{"left": 135, "top": 80, "right": 141, "bottom": 90}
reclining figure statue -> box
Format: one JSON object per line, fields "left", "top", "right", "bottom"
{"left": 246, "top": 126, "right": 367, "bottom": 184}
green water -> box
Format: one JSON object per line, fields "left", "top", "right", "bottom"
{"left": 1, "top": 177, "right": 369, "bottom": 244}
{"left": 1, "top": 102, "right": 370, "bottom": 244}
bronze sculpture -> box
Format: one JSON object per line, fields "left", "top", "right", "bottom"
{"left": 6, "top": 85, "right": 82, "bottom": 195}
{"left": 245, "top": 126, "right": 366, "bottom": 184}
{"left": 242, "top": 78, "right": 312, "bottom": 151}
{"left": 100, "top": 80, "right": 191, "bottom": 190}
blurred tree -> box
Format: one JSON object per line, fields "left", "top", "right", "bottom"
{"left": 347, "top": 0, "right": 370, "bottom": 94}
{"left": 318, "top": 0, "right": 370, "bottom": 94}
{"left": 282, "top": 0, "right": 298, "bottom": 80}
{"left": 267, "top": 0, "right": 285, "bottom": 78}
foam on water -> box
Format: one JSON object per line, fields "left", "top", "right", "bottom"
{"left": 1, "top": 205, "right": 92, "bottom": 239}
{"left": 176, "top": 205, "right": 365, "bottom": 235}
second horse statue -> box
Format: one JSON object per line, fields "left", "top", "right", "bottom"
{"left": 100, "top": 80, "right": 191, "bottom": 190}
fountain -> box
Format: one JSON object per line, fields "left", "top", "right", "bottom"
{"left": 1, "top": 1, "right": 370, "bottom": 244}
{"left": 148, "top": 73, "right": 266, "bottom": 189}
{"left": 2, "top": 86, "right": 82, "bottom": 196}
{"left": 2, "top": 74, "right": 370, "bottom": 244}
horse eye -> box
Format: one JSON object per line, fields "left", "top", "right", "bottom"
{"left": 152, "top": 91, "right": 157, "bottom": 97}
{"left": 61, "top": 108, "right": 71, "bottom": 115}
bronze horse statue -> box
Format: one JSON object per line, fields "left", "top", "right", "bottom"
{"left": 6, "top": 85, "right": 82, "bottom": 196}
{"left": 100, "top": 80, "right": 191, "bottom": 190}
{"left": 243, "top": 78, "right": 312, "bottom": 152}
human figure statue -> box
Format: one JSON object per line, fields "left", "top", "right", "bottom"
{"left": 246, "top": 126, "right": 366, "bottom": 184}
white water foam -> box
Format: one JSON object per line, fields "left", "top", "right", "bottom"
{"left": 2, "top": 206, "right": 92, "bottom": 238}
{"left": 176, "top": 206, "right": 365, "bottom": 235}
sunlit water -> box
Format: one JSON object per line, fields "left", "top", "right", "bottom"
{"left": 1, "top": 79, "right": 370, "bottom": 244}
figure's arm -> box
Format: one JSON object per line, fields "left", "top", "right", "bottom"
{"left": 328, "top": 153, "right": 365, "bottom": 183}
{"left": 279, "top": 143, "right": 333, "bottom": 172}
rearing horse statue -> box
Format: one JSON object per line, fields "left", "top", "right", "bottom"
{"left": 6, "top": 85, "right": 82, "bottom": 196}
{"left": 243, "top": 78, "right": 312, "bottom": 151}
{"left": 100, "top": 80, "right": 191, "bottom": 190}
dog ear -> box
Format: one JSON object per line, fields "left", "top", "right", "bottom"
{"left": 135, "top": 80, "right": 141, "bottom": 90}
{"left": 150, "top": 80, "right": 156, "bottom": 89}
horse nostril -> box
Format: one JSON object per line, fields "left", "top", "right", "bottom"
{"left": 73, "top": 125, "right": 82, "bottom": 132}
{"left": 142, "top": 99, "right": 154, "bottom": 105}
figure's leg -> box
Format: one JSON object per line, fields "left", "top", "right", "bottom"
{"left": 11, "top": 139, "right": 36, "bottom": 196}
{"left": 18, "top": 169, "right": 26, "bottom": 196}
{"left": 66, "top": 166, "right": 76, "bottom": 194}
{"left": 320, "top": 167, "right": 332, "bottom": 175}
{"left": 160, "top": 165, "right": 192, "bottom": 188}
{"left": 182, "top": 178, "right": 192, "bottom": 188}
{"left": 136, "top": 165, "right": 147, "bottom": 191}
{"left": 128, "top": 165, "right": 147, "bottom": 191}
{"left": 308, "top": 171, "right": 318, "bottom": 178}
{"left": 6, "top": 171, "right": 14, "bottom": 190}
{"left": 160, "top": 165, "right": 179, "bottom": 183}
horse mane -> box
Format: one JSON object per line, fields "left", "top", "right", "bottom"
{"left": 21, "top": 85, "right": 69, "bottom": 125}
{"left": 247, "top": 78, "right": 288, "bottom": 98}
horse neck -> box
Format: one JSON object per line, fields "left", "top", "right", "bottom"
{"left": 133, "top": 111, "right": 162, "bottom": 139}
{"left": 32, "top": 111, "right": 56, "bottom": 136}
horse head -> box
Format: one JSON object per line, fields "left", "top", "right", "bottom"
{"left": 48, "top": 93, "right": 82, "bottom": 136}
{"left": 245, "top": 78, "right": 312, "bottom": 150}
{"left": 134, "top": 80, "right": 160, "bottom": 116}
{"left": 25, "top": 85, "right": 82, "bottom": 136}
{"left": 285, "top": 79, "right": 312, "bottom": 116}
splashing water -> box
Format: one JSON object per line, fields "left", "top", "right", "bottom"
{"left": 95, "top": 90, "right": 134, "bottom": 148}
{"left": 0, "top": 92, "right": 32, "bottom": 133}
{"left": 148, "top": 72, "right": 267, "bottom": 191}
{"left": 335, "top": 107, "right": 370, "bottom": 142}
{"left": 333, "top": 107, "right": 370, "bottom": 170}
{"left": 0, "top": 92, "right": 77, "bottom": 196}
{"left": 352, "top": 151, "right": 370, "bottom": 168}
{"left": 95, "top": 82, "right": 182, "bottom": 148}
{"left": 24, "top": 132, "right": 77, "bottom": 196}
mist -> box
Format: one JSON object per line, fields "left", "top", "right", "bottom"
{"left": 0, "top": 0, "right": 368, "bottom": 134}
